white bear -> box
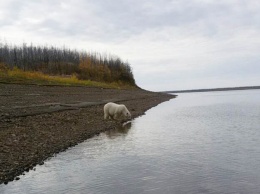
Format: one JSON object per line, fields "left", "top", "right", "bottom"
{"left": 104, "top": 102, "right": 131, "bottom": 120}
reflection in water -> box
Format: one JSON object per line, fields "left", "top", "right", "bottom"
{"left": 1, "top": 90, "right": 260, "bottom": 194}
{"left": 105, "top": 121, "right": 132, "bottom": 139}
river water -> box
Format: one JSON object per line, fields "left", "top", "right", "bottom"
{"left": 1, "top": 90, "right": 260, "bottom": 194}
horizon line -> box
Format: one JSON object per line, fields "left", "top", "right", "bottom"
{"left": 163, "top": 85, "right": 260, "bottom": 93}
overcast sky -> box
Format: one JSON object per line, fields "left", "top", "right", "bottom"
{"left": 1, "top": 0, "right": 260, "bottom": 91}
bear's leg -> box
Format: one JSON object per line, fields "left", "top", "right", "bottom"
{"left": 113, "top": 113, "right": 118, "bottom": 120}
{"left": 104, "top": 113, "right": 109, "bottom": 120}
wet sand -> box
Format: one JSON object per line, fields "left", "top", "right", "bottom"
{"left": 0, "top": 84, "right": 175, "bottom": 184}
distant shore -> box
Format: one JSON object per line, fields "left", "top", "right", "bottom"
{"left": 164, "top": 86, "right": 260, "bottom": 93}
{"left": 0, "top": 83, "right": 175, "bottom": 184}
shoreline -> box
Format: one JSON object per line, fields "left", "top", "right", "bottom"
{"left": 0, "top": 84, "right": 175, "bottom": 184}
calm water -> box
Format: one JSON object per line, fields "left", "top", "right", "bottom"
{"left": 1, "top": 90, "right": 260, "bottom": 194}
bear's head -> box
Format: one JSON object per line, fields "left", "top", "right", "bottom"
{"left": 123, "top": 106, "right": 131, "bottom": 119}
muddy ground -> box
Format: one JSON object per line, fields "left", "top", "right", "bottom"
{"left": 0, "top": 83, "right": 175, "bottom": 184}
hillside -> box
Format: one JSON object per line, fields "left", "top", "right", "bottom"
{"left": 0, "top": 42, "right": 135, "bottom": 88}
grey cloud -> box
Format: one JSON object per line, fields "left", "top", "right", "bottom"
{"left": 0, "top": 0, "right": 26, "bottom": 27}
{"left": 2, "top": 0, "right": 260, "bottom": 42}
{"left": 82, "top": 0, "right": 260, "bottom": 40}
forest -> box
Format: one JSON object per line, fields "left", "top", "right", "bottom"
{"left": 0, "top": 42, "right": 136, "bottom": 86}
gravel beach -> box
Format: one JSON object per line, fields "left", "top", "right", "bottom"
{"left": 0, "top": 83, "right": 175, "bottom": 184}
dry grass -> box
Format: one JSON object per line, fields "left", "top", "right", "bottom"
{"left": 0, "top": 65, "right": 136, "bottom": 89}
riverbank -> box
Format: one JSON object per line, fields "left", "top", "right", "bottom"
{"left": 0, "top": 84, "right": 175, "bottom": 184}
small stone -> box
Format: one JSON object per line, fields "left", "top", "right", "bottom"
{"left": 15, "top": 177, "right": 20, "bottom": 180}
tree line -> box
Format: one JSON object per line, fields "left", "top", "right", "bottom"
{"left": 0, "top": 42, "right": 135, "bottom": 85}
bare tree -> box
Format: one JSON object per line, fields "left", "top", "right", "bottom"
{"left": 0, "top": 42, "right": 135, "bottom": 85}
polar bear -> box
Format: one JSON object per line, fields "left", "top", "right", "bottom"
{"left": 104, "top": 102, "right": 131, "bottom": 120}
